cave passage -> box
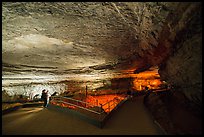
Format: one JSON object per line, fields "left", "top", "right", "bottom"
{"left": 2, "top": 2, "right": 202, "bottom": 135}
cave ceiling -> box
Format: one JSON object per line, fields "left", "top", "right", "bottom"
{"left": 2, "top": 2, "right": 194, "bottom": 85}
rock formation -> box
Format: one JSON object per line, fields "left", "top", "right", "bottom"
{"left": 2, "top": 3, "right": 202, "bottom": 133}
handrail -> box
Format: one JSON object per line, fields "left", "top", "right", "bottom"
{"left": 55, "top": 100, "right": 102, "bottom": 115}
{"left": 101, "top": 97, "right": 119, "bottom": 107}
{"left": 51, "top": 96, "right": 105, "bottom": 117}
{"left": 100, "top": 97, "right": 124, "bottom": 112}
{"left": 52, "top": 96, "right": 95, "bottom": 107}
{"left": 51, "top": 95, "right": 127, "bottom": 117}
{"left": 50, "top": 95, "right": 128, "bottom": 128}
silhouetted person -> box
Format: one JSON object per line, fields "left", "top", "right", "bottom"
{"left": 145, "top": 86, "right": 149, "bottom": 92}
{"left": 33, "top": 94, "right": 40, "bottom": 100}
{"left": 143, "top": 86, "right": 153, "bottom": 104}
{"left": 85, "top": 85, "right": 88, "bottom": 97}
{"left": 51, "top": 92, "right": 58, "bottom": 97}
{"left": 127, "top": 89, "right": 132, "bottom": 99}
{"left": 41, "top": 89, "right": 49, "bottom": 108}
{"left": 127, "top": 90, "right": 131, "bottom": 95}
{"left": 45, "top": 90, "right": 50, "bottom": 107}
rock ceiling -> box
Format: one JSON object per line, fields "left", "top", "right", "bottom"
{"left": 2, "top": 2, "right": 200, "bottom": 85}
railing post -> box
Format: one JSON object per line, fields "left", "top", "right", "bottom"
{"left": 108, "top": 102, "right": 110, "bottom": 112}
{"left": 100, "top": 103, "right": 103, "bottom": 113}
{"left": 99, "top": 111, "right": 101, "bottom": 121}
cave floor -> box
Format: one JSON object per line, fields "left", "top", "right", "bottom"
{"left": 165, "top": 94, "right": 202, "bottom": 134}
{"left": 145, "top": 91, "right": 202, "bottom": 135}
{"left": 2, "top": 96, "right": 164, "bottom": 135}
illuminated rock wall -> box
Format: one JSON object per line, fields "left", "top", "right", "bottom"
{"left": 2, "top": 83, "right": 66, "bottom": 101}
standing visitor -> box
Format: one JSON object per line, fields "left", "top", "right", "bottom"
{"left": 41, "top": 89, "right": 48, "bottom": 108}
{"left": 45, "top": 90, "right": 50, "bottom": 107}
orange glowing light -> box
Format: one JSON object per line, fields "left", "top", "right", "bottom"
{"left": 51, "top": 101, "right": 76, "bottom": 109}
{"left": 50, "top": 94, "right": 125, "bottom": 113}
{"left": 85, "top": 94, "right": 125, "bottom": 113}
{"left": 131, "top": 68, "right": 162, "bottom": 91}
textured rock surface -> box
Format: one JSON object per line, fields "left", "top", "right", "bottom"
{"left": 2, "top": 2, "right": 202, "bottom": 106}
{"left": 2, "top": 2, "right": 202, "bottom": 135}
{"left": 158, "top": 2, "right": 202, "bottom": 105}
{"left": 2, "top": 2, "right": 179, "bottom": 76}
{"left": 144, "top": 90, "right": 202, "bottom": 134}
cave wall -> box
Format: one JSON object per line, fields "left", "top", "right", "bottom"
{"left": 2, "top": 2, "right": 202, "bottom": 105}
{"left": 158, "top": 3, "right": 202, "bottom": 106}
{"left": 2, "top": 83, "right": 66, "bottom": 101}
